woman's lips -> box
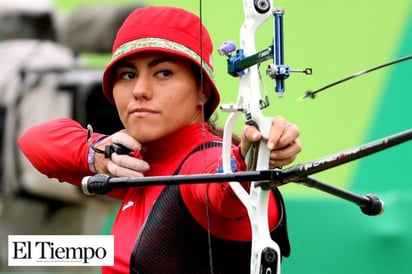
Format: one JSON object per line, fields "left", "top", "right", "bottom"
{"left": 129, "top": 107, "right": 158, "bottom": 118}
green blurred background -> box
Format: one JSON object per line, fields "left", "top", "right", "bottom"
{"left": 7, "top": 0, "right": 412, "bottom": 273}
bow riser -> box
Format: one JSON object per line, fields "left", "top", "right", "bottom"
{"left": 223, "top": 1, "right": 282, "bottom": 273}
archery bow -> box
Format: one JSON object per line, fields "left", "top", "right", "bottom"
{"left": 219, "top": 1, "right": 282, "bottom": 273}
{"left": 219, "top": 1, "right": 310, "bottom": 273}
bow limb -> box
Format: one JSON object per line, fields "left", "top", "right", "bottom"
{"left": 222, "top": 1, "right": 281, "bottom": 273}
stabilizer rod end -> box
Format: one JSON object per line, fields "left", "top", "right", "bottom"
{"left": 360, "top": 194, "right": 385, "bottom": 216}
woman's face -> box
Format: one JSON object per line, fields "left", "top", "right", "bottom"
{"left": 112, "top": 52, "right": 205, "bottom": 143}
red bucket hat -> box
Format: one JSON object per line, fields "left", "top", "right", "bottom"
{"left": 102, "top": 6, "right": 220, "bottom": 119}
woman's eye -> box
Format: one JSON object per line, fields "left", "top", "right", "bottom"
{"left": 155, "top": 70, "right": 172, "bottom": 79}
{"left": 119, "top": 71, "right": 136, "bottom": 80}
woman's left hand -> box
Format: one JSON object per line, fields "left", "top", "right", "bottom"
{"left": 240, "top": 116, "right": 302, "bottom": 168}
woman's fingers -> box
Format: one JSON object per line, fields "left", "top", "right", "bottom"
{"left": 239, "top": 116, "right": 302, "bottom": 168}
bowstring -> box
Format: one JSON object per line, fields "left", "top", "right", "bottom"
{"left": 198, "top": 0, "right": 215, "bottom": 273}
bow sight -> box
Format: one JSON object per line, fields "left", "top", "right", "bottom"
{"left": 218, "top": 7, "right": 312, "bottom": 99}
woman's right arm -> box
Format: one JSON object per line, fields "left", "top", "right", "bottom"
{"left": 18, "top": 118, "right": 149, "bottom": 199}
{"left": 18, "top": 118, "right": 98, "bottom": 187}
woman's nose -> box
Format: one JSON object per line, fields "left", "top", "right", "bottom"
{"left": 132, "top": 75, "right": 152, "bottom": 100}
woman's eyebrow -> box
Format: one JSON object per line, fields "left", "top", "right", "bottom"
{"left": 113, "top": 57, "right": 179, "bottom": 71}
{"left": 147, "top": 57, "right": 178, "bottom": 68}
{"left": 114, "top": 60, "right": 136, "bottom": 69}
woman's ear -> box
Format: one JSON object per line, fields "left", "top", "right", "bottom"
{"left": 198, "top": 82, "right": 211, "bottom": 106}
